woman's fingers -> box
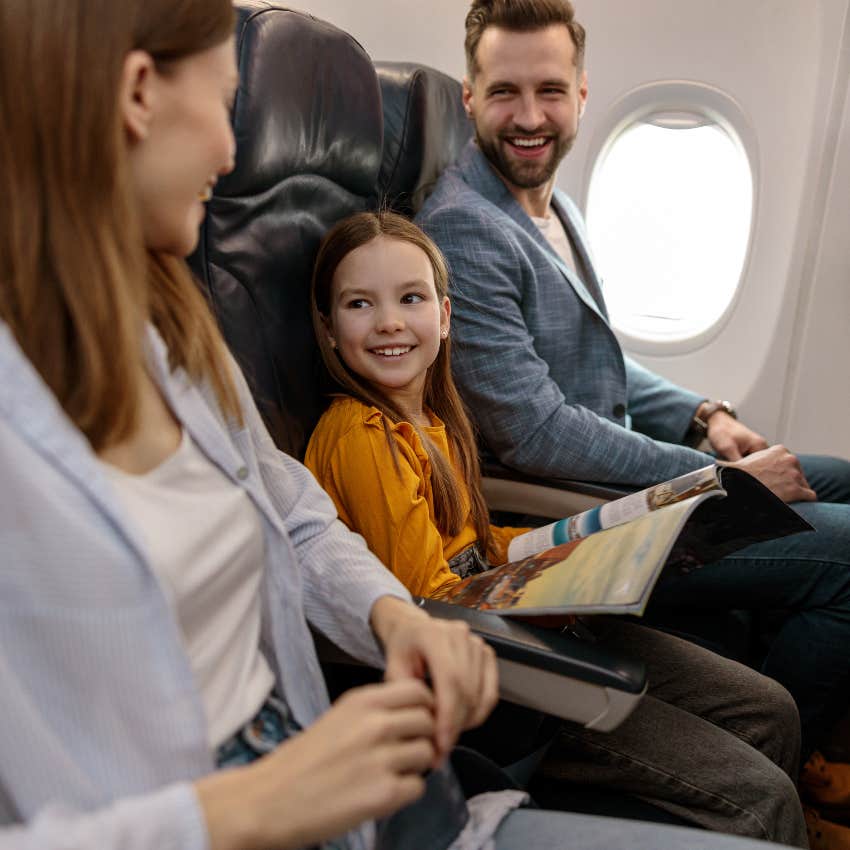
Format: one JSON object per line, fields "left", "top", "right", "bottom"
{"left": 370, "top": 598, "right": 500, "bottom": 761}
{"left": 346, "top": 677, "right": 435, "bottom": 714}
{"left": 383, "top": 737, "right": 437, "bottom": 775}
{"left": 425, "top": 623, "right": 492, "bottom": 758}
{"left": 469, "top": 639, "right": 499, "bottom": 728}
{"left": 369, "top": 704, "right": 437, "bottom": 746}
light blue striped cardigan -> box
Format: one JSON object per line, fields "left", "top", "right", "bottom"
{"left": 0, "top": 322, "right": 409, "bottom": 850}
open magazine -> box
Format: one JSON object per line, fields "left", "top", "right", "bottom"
{"left": 434, "top": 465, "right": 813, "bottom": 617}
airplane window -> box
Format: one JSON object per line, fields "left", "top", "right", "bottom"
{"left": 586, "top": 114, "right": 753, "bottom": 343}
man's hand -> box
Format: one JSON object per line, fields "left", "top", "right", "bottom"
{"left": 706, "top": 411, "right": 769, "bottom": 461}
{"left": 722, "top": 444, "right": 817, "bottom": 503}
{"left": 370, "top": 596, "right": 498, "bottom": 764}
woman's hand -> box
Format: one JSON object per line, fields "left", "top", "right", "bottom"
{"left": 196, "top": 679, "right": 437, "bottom": 850}
{"left": 370, "top": 596, "right": 499, "bottom": 763}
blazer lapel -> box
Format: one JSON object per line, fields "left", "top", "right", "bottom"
{"left": 460, "top": 143, "right": 609, "bottom": 324}
{"left": 551, "top": 193, "right": 609, "bottom": 321}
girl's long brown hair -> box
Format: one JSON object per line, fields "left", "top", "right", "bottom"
{"left": 0, "top": 0, "right": 240, "bottom": 451}
{"left": 312, "top": 212, "right": 492, "bottom": 552}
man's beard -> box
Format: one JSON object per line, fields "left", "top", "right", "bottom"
{"left": 475, "top": 126, "right": 576, "bottom": 190}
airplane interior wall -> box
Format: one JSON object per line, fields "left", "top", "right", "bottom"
{"left": 299, "top": 0, "right": 850, "bottom": 459}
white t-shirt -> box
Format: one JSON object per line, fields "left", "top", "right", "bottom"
{"left": 531, "top": 209, "right": 578, "bottom": 277}
{"left": 103, "top": 431, "right": 275, "bottom": 748}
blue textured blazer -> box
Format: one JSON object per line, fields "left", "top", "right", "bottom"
{"left": 417, "top": 141, "right": 712, "bottom": 486}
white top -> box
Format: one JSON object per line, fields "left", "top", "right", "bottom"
{"left": 103, "top": 430, "right": 275, "bottom": 748}
{"left": 531, "top": 209, "right": 578, "bottom": 277}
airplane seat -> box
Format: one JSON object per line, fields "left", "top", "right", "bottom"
{"left": 188, "top": 0, "right": 649, "bottom": 796}
{"left": 189, "top": 1, "right": 383, "bottom": 460}
{"left": 375, "top": 61, "right": 472, "bottom": 217}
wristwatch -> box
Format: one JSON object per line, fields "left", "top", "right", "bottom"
{"left": 686, "top": 399, "right": 737, "bottom": 447}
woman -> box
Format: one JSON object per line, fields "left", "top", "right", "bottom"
{"left": 0, "top": 2, "right": 496, "bottom": 848}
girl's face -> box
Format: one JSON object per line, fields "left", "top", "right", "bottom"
{"left": 327, "top": 235, "right": 450, "bottom": 413}
{"left": 123, "top": 38, "right": 238, "bottom": 257}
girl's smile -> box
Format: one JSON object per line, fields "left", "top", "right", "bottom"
{"left": 327, "top": 235, "right": 450, "bottom": 417}
{"left": 369, "top": 345, "right": 415, "bottom": 357}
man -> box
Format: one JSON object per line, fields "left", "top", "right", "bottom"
{"left": 419, "top": 0, "right": 849, "bottom": 500}
{"left": 417, "top": 0, "right": 850, "bottom": 822}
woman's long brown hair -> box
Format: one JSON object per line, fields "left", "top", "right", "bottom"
{"left": 311, "top": 212, "right": 492, "bottom": 553}
{"left": 0, "top": 0, "right": 240, "bottom": 451}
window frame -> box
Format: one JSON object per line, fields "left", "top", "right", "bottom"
{"left": 580, "top": 80, "right": 760, "bottom": 355}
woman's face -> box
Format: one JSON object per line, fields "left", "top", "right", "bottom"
{"left": 126, "top": 38, "right": 238, "bottom": 257}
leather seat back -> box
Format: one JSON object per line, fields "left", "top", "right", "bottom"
{"left": 376, "top": 61, "right": 472, "bottom": 216}
{"left": 190, "top": 2, "right": 383, "bottom": 457}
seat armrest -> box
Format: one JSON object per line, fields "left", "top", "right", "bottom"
{"left": 421, "top": 599, "right": 645, "bottom": 732}
{"left": 313, "top": 601, "right": 646, "bottom": 733}
{"left": 481, "top": 461, "right": 634, "bottom": 519}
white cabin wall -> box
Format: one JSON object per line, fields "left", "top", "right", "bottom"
{"left": 298, "top": 0, "right": 850, "bottom": 458}
{"left": 295, "top": 1, "right": 468, "bottom": 78}
{"left": 783, "top": 49, "right": 850, "bottom": 455}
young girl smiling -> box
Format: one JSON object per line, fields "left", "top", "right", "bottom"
{"left": 306, "top": 211, "right": 529, "bottom": 598}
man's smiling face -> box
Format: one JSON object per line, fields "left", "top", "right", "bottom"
{"left": 463, "top": 24, "right": 587, "bottom": 193}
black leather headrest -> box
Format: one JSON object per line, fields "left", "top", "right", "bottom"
{"left": 227, "top": 4, "right": 382, "bottom": 200}
{"left": 376, "top": 62, "right": 472, "bottom": 216}
{"left": 190, "top": 3, "right": 382, "bottom": 457}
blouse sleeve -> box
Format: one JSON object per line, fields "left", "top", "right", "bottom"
{"left": 0, "top": 784, "right": 208, "bottom": 850}
{"left": 316, "top": 423, "right": 461, "bottom": 599}
{"left": 486, "top": 524, "right": 533, "bottom": 566}
{"left": 231, "top": 367, "right": 410, "bottom": 668}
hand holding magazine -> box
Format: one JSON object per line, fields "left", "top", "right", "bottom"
{"left": 435, "top": 465, "right": 813, "bottom": 617}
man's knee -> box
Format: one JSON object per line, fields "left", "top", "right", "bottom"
{"left": 797, "top": 453, "right": 850, "bottom": 504}
{"left": 730, "top": 672, "right": 801, "bottom": 778}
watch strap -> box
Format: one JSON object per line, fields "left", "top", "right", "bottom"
{"left": 687, "top": 400, "right": 737, "bottom": 446}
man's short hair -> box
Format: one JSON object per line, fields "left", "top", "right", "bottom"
{"left": 465, "top": 0, "right": 586, "bottom": 78}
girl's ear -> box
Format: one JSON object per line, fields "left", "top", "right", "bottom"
{"left": 439, "top": 296, "right": 451, "bottom": 339}
{"left": 120, "top": 50, "right": 158, "bottom": 144}
{"left": 320, "top": 314, "right": 337, "bottom": 349}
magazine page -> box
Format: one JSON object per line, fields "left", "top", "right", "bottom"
{"left": 439, "top": 494, "right": 712, "bottom": 617}
{"left": 507, "top": 465, "right": 722, "bottom": 562}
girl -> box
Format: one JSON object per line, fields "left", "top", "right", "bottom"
{"left": 0, "top": 3, "right": 497, "bottom": 848}
{"left": 306, "top": 211, "right": 529, "bottom": 598}
{"left": 306, "top": 211, "right": 808, "bottom": 847}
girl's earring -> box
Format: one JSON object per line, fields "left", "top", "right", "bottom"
{"left": 440, "top": 329, "right": 449, "bottom": 339}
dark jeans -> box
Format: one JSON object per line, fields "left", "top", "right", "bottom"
{"left": 542, "top": 619, "right": 805, "bottom": 846}
{"left": 648, "top": 453, "right": 850, "bottom": 759}
{"left": 798, "top": 452, "right": 850, "bottom": 504}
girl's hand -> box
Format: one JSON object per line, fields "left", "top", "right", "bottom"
{"left": 197, "top": 679, "right": 436, "bottom": 850}
{"left": 370, "top": 596, "right": 499, "bottom": 763}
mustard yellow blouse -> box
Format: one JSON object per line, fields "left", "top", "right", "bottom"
{"left": 305, "top": 396, "right": 527, "bottom": 598}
